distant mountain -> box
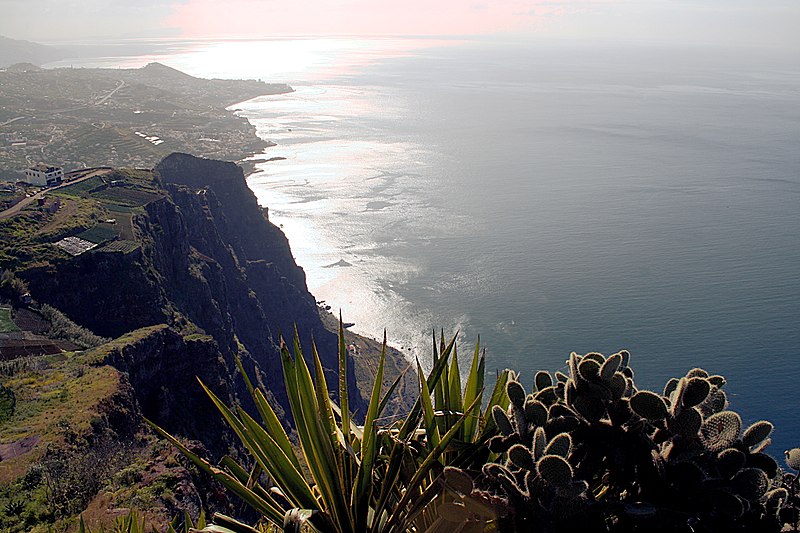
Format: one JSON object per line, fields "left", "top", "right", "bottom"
{"left": 0, "top": 35, "right": 66, "bottom": 67}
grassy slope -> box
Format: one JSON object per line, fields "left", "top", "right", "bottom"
{"left": 0, "top": 327, "right": 221, "bottom": 532}
{"left": 0, "top": 353, "right": 120, "bottom": 484}
{"left": 0, "top": 308, "right": 18, "bottom": 332}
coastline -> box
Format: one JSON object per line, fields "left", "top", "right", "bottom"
{"left": 318, "top": 308, "right": 417, "bottom": 418}
{"left": 235, "top": 97, "right": 418, "bottom": 414}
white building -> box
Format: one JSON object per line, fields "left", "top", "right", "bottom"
{"left": 24, "top": 164, "right": 63, "bottom": 187}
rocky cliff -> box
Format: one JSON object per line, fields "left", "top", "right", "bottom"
{"left": 19, "top": 153, "right": 364, "bottom": 440}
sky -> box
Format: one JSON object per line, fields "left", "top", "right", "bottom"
{"left": 0, "top": 0, "right": 799, "bottom": 49}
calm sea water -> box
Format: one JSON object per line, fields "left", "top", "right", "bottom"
{"left": 48, "top": 39, "right": 800, "bottom": 454}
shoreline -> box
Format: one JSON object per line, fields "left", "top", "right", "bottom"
{"left": 318, "top": 308, "right": 417, "bottom": 418}
{"left": 237, "top": 112, "right": 419, "bottom": 414}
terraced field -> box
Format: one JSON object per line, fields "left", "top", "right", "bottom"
{"left": 97, "top": 240, "right": 140, "bottom": 254}
{"left": 76, "top": 224, "right": 119, "bottom": 245}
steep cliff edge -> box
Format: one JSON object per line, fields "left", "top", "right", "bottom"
{"left": 19, "top": 153, "right": 363, "bottom": 419}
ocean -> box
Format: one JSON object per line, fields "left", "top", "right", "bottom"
{"left": 46, "top": 37, "right": 800, "bottom": 454}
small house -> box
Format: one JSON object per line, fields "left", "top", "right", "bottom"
{"left": 24, "top": 163, "right": 63, "bottom": 187}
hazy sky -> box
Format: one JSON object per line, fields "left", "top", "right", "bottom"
{"left": 0, "top": 0, "right": 798, "bottom": 49}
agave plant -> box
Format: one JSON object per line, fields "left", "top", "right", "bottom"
{"left": 149, "top": 322, "right": 510, "bottom": 532}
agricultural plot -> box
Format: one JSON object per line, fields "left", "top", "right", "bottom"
{"left": 55, "top": 176, "right": 106, "bottom": 197}
{"left": 92, "top": 186, "right": 161, "bottom": 207}
{"left": 75, "top": 224, "right": 119, "bottom": 245}
{"left": 110, "top": 212, "right": 136, "bottom": 240}
{"left": 0, "top": 308, "right": 19, "bottom": 333}
{"left": 56, "top": 171, "right": 163, "bottom": 208}
{"left": 104, "top": 203, "right": 134, "bottom": 213}
{"left": 67, "top": 125, "right": 170, "bottom": 161}
{"left": 96, "top": 240, "right": 140, "bottom": 254}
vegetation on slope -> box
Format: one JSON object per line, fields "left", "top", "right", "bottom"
{"left": 151, "top": 324, "right": 800, "bottom": 533}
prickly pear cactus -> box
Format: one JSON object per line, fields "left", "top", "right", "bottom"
{"left": 463, "top": 351, "right": 792, "bottom": 532}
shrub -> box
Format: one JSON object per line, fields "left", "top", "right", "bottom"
{"left": 39, "top": 303, "right": 110, "bottom": 349}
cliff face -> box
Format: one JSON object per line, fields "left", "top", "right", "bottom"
{"left": 89, "top": 325, "right": 234, "bottom": 458}
{"left": 20, "top": 152, "right": 363, "bottom": 428}
{"left": 20, "top": 247, "right": 168, "bottom": 338}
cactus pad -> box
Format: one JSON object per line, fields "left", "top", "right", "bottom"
{"left": 549, "top": 403, "right": 575, "bottom": 419}
{"left": 700, "top": 410, "right": 741, "bottom": 452}
{"left": 663, "top": 377, "right": 680, "bottom": 398}
{"left": 568, "top": 352, "right": 580, "bottom": 380}
{"left": 600, "top": 352, "right": 622, "bottom": 381}
{"left": 702, "top": 387, "right": 728, "bottom": 416}
{"left": 608, "top": 398, "right": 634, "bottom": 427}
{"left": 544, "top": 432, "right": 572, "bottom": 458}
{"left": 488, "top": 435, "right": 513, "bottom": 454}
{"left": 742, "top": 420, "right": 773, "bottom": 449}
{"left": 578, "top": 358, "right": 601, "bottom": 382}
{"left": 707, "top": 375, "right": 726, "bottom": 388}
{"left": 717, "top": 448, "right": 746, "bottom": 479}
{"left": 709, "top": 489, "right": 744, "bottom": 518}
{"left": 443, "top": 466, "right": 474, "bottom": 495}
{"left": 630, "top": 391, "right": 668, "bottom": 420}
{"left": 512, "top": 404, "right": 529, "bottom": 436}
{"left": 765, "top": 488, "right": 789, "bottom": 511}
{"left": 731, "top": 467, "right": 768, "bottom": 501}
{"left": 617, "top": 349, "right": 630, "bottom": 368}
{"left": 748, "top": 452, "right": 778, "bottom": 478}
{"left": 686, "top": 368, "right": 709, "bottom": 379}
{"left": 534, "top": 386, "right": 558, "bottom": 405}
{"left": 565, "top": 380, "right": 576, "bottom": 405}
{"left": 525, "top": 399, "right": 548, "bottom": 427}
{"left": 545, "top": 415, "right": 580, "bottom": 437}
{"left": 508, "top": 444, "right": 536, "bottom": 471}
{"left": 571, "top": 394, "right": 606, "bottom": 422}
{"left": 668, "top": 407, "right": 702, "bottom": 437}
{"left": 624, "top": 376, "right": 635, "bottom": 397}
{"left": 535, "top": 371, "right": 553, "bottom": 392}
{"left": 583, "top": 352, "right": 606, "bottom": 364}
{"left": 785, "top": 448, "right": 800, "bottom": 470}
{"left": 533, "top": 426, "right": 547, "bottom": 460}
{"left": 536, "top": 454, "right": 574, "bottom": 487}
{"left": 507, "top": 380, "right": 526, "bottom": 409}
{"left": 585, "top": 382, "right": 614, "bottom": 401}
{"left": 492, "top": 405, "right": 514, "bottom": 437}
{"left": 682, "top": 377, "right": 711, "bottom": 409}
{"left": 670, "top": 461, "right": 705, "bottom": 490}
{"left": 609, "top": 373, "right": 627, "bottom": 400}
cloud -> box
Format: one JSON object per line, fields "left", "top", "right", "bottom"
{"left": 163, "top": 0, "right": 588, "bottom": 37}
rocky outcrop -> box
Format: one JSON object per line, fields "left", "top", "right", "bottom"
{"left": 91, "top": 325, "right": 234, "bottom": 458}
